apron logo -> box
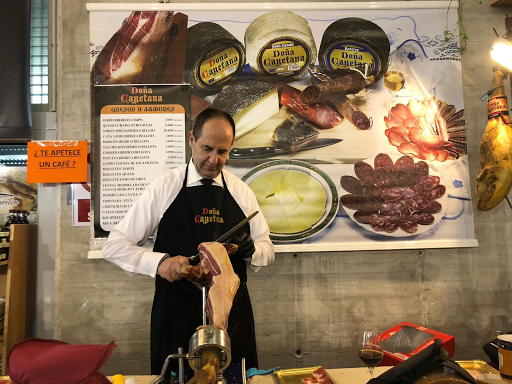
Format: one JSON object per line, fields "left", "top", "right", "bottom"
{"left": 195, "top": 207, "right": 225, "bottom": 224}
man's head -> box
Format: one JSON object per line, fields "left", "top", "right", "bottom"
{"left": 189, "top": 109, "right": 236, "bottom": 179}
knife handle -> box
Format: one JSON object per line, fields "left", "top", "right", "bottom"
{"left": 230, "top": 147, "right": 276, "bottom": 158}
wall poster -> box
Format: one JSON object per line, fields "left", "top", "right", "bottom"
{"left": 88, "top": 2, "right": 478, "bottom": 252}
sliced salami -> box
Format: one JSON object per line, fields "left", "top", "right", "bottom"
{"left": 395, "top": 201, "right": 410, "bottom": 217}
{"left": 384, "top": 220, "right": 399, "bottom": 233}
{"left": 422, "top": 185, "right": 446, "bottom": 199}
{"left": 369, "top": 213, "right": 387, "bottom": 231}
{"left": 417, "top": 175, "right": 440, "bottom": 191}
{"left": 411, "top": 211, "right": 435, "bottom": 225}
{"left": 361, "top": 181, "right": 382, "bottom": 198}
{"left": 374, "top": 168, "right": 395, "bottom": 188}
{"left": 403, "top": 185, "right": 422, "bottom": 198}
{"left": 382, "top": 186, "right": 405, "bottom": 202}
{"left": 394, "top": 155, "right": 415, "bottom": 171}
{"left": 340, "top": 175, "right": 362, "bottom": 195}
{"left": 411, "top": 161, "right": 429, "bottom": 179}
{"left": 404, "top": 195, "right": 430, "bottom": 211}
{"left": 354, "top": 161, "right": 375, "bottom": 183}
{"left": 425, "top": 200, "right": 442, "bottom": 214}
{"left": 380, "top": 202, "right": 400, "bottom": 217}
{"left": 374, "top": 153, "right": 394, "bottom": 170}
{"left": 399, "top": 219, "right": 418, "bottom": 234}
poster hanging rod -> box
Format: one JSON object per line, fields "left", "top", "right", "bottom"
{"left": 86, "top": 1, "right": 457, "bottom": 12}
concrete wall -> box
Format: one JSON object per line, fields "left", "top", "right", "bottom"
{"left": 53, "top": 0, "right": 512, "bottom": 375}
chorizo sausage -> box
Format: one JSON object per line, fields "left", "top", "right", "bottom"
{"left": 278, "top": 83, "right": 343, "bottom": 129}
{"left": 354, "top": 161, "right": 375, "bottom": 183}
{"left": 340, "top": 175, "right": 362, "bottom": 195}
{"left": 374, "top": 153, "right": 394, "bottom": 170}
{"left": 330, "top": 94, "right": 371, "bottom": 130}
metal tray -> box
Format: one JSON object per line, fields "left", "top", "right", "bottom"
{"left": 274, "top": 367, "right": 335, "bottom": 384}
{"left": 456, "top": 360, "right": 499, "bottom": 379}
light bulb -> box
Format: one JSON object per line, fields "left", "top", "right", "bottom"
{"left": 491, "top": 39, "right": 512, "bottom": 71}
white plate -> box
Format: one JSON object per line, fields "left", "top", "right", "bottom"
{"left": 339, "top": 154, "right": 448, "bottom": 237}
{"left": 242, "top": 160, "right": 339, "bottom": 242}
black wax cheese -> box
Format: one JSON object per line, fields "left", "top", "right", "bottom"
{"left": 319, "top": 18, "right": 391, "bottom": 82}
{"left": 212, "top": 81, "right": 277, "bottom": 118}
{"left": 185, "top": 22, "right": 246, "bottom": 96}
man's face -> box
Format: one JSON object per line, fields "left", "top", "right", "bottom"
{"left": 189, "top": 117, "right": 234, "bottom": 179}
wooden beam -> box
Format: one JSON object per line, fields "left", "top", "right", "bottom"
{"left": 491, "top": 0, "right": 512, "bottom": 6}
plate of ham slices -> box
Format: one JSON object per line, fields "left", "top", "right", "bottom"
{"left": 339, "top": 153, "right": 448, "bottom": 237}
{"left": 275, "top": 366, "right": 335, "bottom": 384}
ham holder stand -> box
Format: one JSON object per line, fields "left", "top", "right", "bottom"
{"left": 150, "top": 287, "right": 234, "bottom": 384}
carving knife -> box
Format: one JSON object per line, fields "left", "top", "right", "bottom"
{"left": 229, "top": 138, "right": 343, "bottom": 159}
{"left": 188, "top": 211, "right": 259, "bottom": 266}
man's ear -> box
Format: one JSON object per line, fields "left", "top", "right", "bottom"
{"left": 188, "top": 131, "right": 195, "bottom": 148}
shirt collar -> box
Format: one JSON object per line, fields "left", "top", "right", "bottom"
{"left": 187, "top": 161, "right": 223, "bottom": 186}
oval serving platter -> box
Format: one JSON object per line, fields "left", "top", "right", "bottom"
{"left": 339, "top": 154, "right": 448, "bottom": 237}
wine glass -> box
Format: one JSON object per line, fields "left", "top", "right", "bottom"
{"left": 384, "top": 56, "right": 406, "bottom": 109}
{"left": 358, "top": 330, "right": 384, "bottom": 378}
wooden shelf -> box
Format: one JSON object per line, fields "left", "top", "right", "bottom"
{"left": 0, "top": 224, "right": 36, "bottom": 375}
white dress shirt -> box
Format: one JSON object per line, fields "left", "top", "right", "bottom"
{"left": 103, "top": 162, "right": 275, "bottom": 277}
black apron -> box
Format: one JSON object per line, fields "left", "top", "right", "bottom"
{"left": 150, "top": 163, "right": 258, "bottom": 376}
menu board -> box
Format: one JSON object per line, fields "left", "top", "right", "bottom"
{"left": 93, "top": 85, "right": 190, "bottom": 237}
{"left": 88, "top": 2, "right": 478, "bottom": 252}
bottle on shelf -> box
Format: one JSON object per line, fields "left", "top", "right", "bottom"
{"left": 21, "top": 211, "right": 29, "bottom": 224}
{"left": 5, "top": 210, "right": 17, "bottom": 227}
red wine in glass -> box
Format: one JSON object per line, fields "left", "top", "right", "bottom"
{"left": 358, "top": 330, "right": 384, "bottom": 378}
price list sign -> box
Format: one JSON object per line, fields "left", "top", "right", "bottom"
{"left": 93, "top": 85, "right": 190, "bottom": 236}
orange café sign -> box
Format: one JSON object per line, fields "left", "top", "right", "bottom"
{"left": 27, "top": 141, "right": 88, "bottom": 183}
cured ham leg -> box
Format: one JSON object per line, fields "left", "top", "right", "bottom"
{"left": 93, "top": 11, "right": 174, "bottom": 84}
{"left": 182, "top": 243, "right": 239, "bottom": 330}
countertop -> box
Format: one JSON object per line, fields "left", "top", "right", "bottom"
{"left": 109, "top": 366, "right": 391, "bottom": 384}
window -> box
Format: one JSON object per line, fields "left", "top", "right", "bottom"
{"left": 30, "top": 0, "right": 54, "bottom": 110}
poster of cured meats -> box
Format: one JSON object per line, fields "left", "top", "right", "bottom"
{"left": 88, "top": 2, "right": 478, "bottom": 252}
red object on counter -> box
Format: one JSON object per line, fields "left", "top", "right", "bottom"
{"left": 380, "top": 321, "right": 455, "bottom": 366}
{"left": 7, "top": 338, "right": 116, "bottom": 384}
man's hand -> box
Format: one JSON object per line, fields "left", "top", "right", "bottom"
{"left": 227, "top": 232, "right": 255, "bottom": 259}
{"left": 238, "top": 235, "right": 255, "bottom": 259}
{"left": 158, "top": 256, "right": 190, "bottom": 282}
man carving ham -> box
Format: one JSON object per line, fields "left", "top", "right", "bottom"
{"left": 103, "top": 109, "right": 275, "bottom": 381}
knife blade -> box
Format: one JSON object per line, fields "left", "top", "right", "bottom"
{"left": 188, "top": 211, "right": 259, "bottom": 266}
{"left": 229, "top": 138, "right": 343, "bottom": 159}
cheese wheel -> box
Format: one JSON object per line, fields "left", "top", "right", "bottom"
{"left": 185, "top": 22, "right": 246, "bottom": 96}
{"left": 245, "top": 11, "right": 317, "bottom": 80}
{"left": 319, "top": 17, "right": 390, "bottom": 82}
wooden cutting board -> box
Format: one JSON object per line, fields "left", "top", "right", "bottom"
{"left": 227, "top": 92, "right": 374, "bottom": 165}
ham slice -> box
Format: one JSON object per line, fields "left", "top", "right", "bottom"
{"left": 182, "top": 243, "right": 239, "bottom": 330}
{"left": 93, "top": 11, "right": 174, "bottom": 84}
{"left": 301, "top": 367, "right": 332, "bottom": 384}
